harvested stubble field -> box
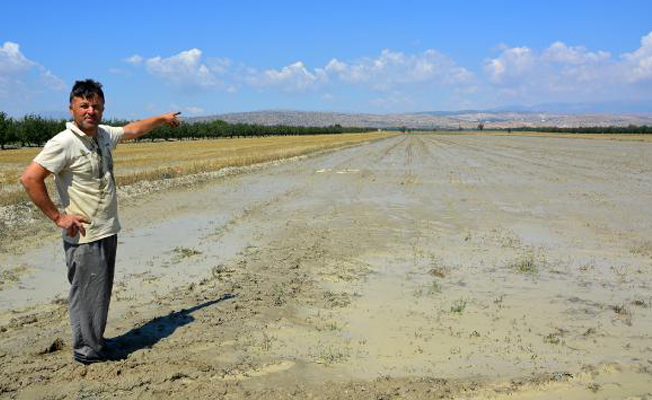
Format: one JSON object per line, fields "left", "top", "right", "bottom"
{"left": 0, "top": 132, "right": 396, "bottom": 255}
{"left": 1, "top": 132, "right": 652, "bottom": 399}
{"left": 0, "top": 132, "right": 395, "bottom": 208}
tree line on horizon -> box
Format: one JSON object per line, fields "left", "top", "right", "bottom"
{"left": 2, "top": 111, "right": 651, "bottom": 149}
{"left": 0, "top": 112, "right": 375, "bottom": 149}
{"left": 501, "top": 125, "right": 652, "bottom": 134}
{"left": 393, "top": 124, "right": 652, "bottom": 134}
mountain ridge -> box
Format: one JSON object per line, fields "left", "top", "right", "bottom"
{"left": 189, "top": 108, "right": 652, "bottom": 129}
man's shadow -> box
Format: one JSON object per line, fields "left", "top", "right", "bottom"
{"left": 107, "top": 293, "right": 236, "bottom": 360}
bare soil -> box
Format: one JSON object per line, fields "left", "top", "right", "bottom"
{"left": 1, "top": 134, "right": 652, "bottom": 399}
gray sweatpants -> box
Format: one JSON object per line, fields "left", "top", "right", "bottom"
{"left": 64, "top": 235, "right": 117, "bottom": 360}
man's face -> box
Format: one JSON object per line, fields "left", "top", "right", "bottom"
{"left": 69, "top": 95, "right": 104, "bottom": 135}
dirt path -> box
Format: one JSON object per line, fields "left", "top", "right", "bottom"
{"left": 1, "top": 134, "right": 652, "bottom": 399}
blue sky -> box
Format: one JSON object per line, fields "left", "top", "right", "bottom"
{"left": 1, "top": 0, "right": 651, "bottom": 118}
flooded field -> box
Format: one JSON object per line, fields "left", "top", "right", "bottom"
{"left": 1, "top": 133, "right": 652, "bottom": 399}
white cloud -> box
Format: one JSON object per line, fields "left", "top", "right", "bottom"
{"left": 484, "top": 32, "right": 652, "bottom": 103}
{"left": 621, "top": 31, "right": 652, "bottom": 82}
{"left": 484, "top": 40, "right": 623, "bottom": 101}
{"left": 0, "top": 41, "right": 66, "bottom": 109}
{"left": 544, "top": 42, "right": 614, "bottom": 84}
{"left": 544, "top": 42, "right": 610, "bottom": 65}
{"left": 0, "top": 41, "right": 35, "bottom": 73}
{"left": 112, "top": 33, "right": 652, "bottom": 110}
{"left": 486, "top": 46, "right": 535, "bottom": 84}
{"left": 144, "top": 48, "right": 221, "bottom": 89}
{"left": 324, "top": 49, "right": 474, "bottom": 90}
{"left": 324, "top": 59, "right": 347, "bottom": 73}
{"left": 39, "top": 67, "right": 66, "bottom": 90}
{"left": 207, "top": 57, "right": 231, "bottom": 74}
{"left": 124, "top": 54, "right": 143, "bottom": 65}
{"left": 243, "top": 49, "right": 474, "bottom": 94}
{"left": 117, "top": 47, "right": 474, "bottom": 103}
{"left": 247, "top": 61, "right": 326, "bottom": 91}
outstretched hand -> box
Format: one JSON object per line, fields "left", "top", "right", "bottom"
{"left": 162, "top": 111, "right": 182, "bottom": 127}
{"left": 56, "top": 214, "right": 90, "bottom": 237}
{"left": 122, "top": 111, "right": 182, "bottom": 140}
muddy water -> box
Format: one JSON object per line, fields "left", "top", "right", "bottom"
{"left": 252, "top": 135, "right": 652, "bottom": 382}
{"left": 1, "top": 134, "right": 652, "bottom": 399}
{"left": 0, "top": 159, "right": 314, "bottom": 314}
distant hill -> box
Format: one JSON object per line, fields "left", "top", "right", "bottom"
{"left": 189, "top": 109, "right": 652, "bottom": 129}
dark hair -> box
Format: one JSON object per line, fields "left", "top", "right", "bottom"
{"left": 69, "top": 79, "right": 105, "bottom": 104}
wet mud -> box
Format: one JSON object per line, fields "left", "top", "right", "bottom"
{"left": 1, "top": 134, "right": 652, "bottom": 399}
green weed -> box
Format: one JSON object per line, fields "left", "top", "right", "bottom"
{"left": 450, "top": 298, "right": 467, "bottom": 314}
{"left": 428, "top": 281, "right": 442, "bottom": 294}
{"left": 173, "top": 247, "right": 202, "bottom": 258}
{"left": 510, "top": 252, "right": 541, "bottom": 274}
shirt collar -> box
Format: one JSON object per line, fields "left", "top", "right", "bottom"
{"left": 66, "top": 121, "right": 99, "bottom": 140}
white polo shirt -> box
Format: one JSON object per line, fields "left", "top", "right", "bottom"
{"left": 34, "top": 122, "right": 124, "bottom": 244}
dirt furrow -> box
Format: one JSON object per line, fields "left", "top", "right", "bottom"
{"left": 1, "top": 134, "right": 652, "bottom": 399}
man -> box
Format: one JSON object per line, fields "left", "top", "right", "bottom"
{"left": 20, "top": 79, "right": 180, "bottom": 364}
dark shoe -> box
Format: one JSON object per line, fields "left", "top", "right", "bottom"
{"left": 73, "top": 349, "right": 115, "bottom": 365}
{"left": 74, "top": 354, "right": 106, "bottom": 364}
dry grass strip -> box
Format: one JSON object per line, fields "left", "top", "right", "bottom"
{"left": 0, "top": 132, "right": 396, "bottom": 207}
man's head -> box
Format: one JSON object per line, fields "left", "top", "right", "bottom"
{"left": 69, "top": 79, "right": 105, "bottom": 136}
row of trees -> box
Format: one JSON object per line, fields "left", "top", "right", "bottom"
{"left": 0, "top": 112, "right": 68, "bottom": 149}
{"left": 0, "top": 112, "right": 373, "bottom": 149}
{"left": 145, "top": 120, "right": 372, "bottom": 141}
{"left": 398, "top": 125, "right": 652, "bottom": 133}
